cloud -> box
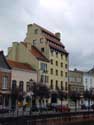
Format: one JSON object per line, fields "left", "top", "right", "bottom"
{"left": 0, "top": 0, "right": 94, "bottom": 70}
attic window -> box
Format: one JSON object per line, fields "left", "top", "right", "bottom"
{"left": 33, "top": 40, "right": 36, "bottom": 45}
{"left": 41, "top": 48, "right": 44, "bottom": 52}
{"left": 35, "top": 29, "right": 38, "bottom": 34}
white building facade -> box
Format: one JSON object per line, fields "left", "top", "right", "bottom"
{"left": 83, "top": 72, "right": 94, "bottom": 91}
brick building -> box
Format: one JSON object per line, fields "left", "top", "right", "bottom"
{"left": 0, "top": 51, "right": 11, "bottom": 108}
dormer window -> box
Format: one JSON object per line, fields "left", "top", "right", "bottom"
{"left": 33, "top": 40, "right": 36, "bottom": 45}
{"left": 56, "top": 52, "right": 58, "bottom": 57}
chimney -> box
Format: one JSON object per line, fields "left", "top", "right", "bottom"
{"left": 55, "top": 32, "right": 61, "bottom": 39}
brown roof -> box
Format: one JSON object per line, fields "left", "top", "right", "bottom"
{"left": 31, "top": 46, "right": 49, "bottom": 62}
{"left": 32, "top": 23, "right": 68, "bottom": 54}
{"left": 21, "top": 42, "right": 49, "bottom": 62}
{"left": 43, "top": 33, "right": 64, "bottom": 47}
{"left": 49, "top": 42, "right": 68, "bottom": 54}
{"left": 7, "top": 60, "right": 35, "bottom": 71}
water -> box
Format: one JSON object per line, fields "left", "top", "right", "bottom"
{"left": 67, "top": 121, "right": 94, "bottom": 125}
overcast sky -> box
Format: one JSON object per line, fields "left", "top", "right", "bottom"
{"left": 0, "top": 0, "right": 94, "bottom": 70}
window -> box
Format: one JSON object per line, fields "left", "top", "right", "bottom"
{"left": 51, "top": 50, "right": 53, "bottom": 56}
{"left": 45, "top": 76, "right": 48, "bottom": 83}
{"left": 55, "top": 80, "right": 58, "bottom": 89}
{"left": 11, "top": 80, "right": 17, "bottom": 93}
{"left": 41, "top": 75, "right": 44, "bottom": 83}
{"left": 33, "top": 40, "right": 36, "bottom": 45}
{"left": 51, "top": 68, "right": 53, "bottom": 74}
{"left": 40, "top": 63, "right": 47, "bottom": 72}
{"left": 19, "top": 81, "right": 24, "bottom": 92}
{"left": 2, "top": 76, "right": 8, "bottom": 89}
{"left": 56, "top": 61, "right": 58, "bottom": 66}
{"left": 35, "top": 29, "right": 38, "bottom": 34}
{"left": 61, "top": 62, "right": 63, "bottom": 67}
{"left": 65, "top": 55, "right": 68, "bottom": 61}
{"left": 56, "top": 70, "right": 58, "bottom": 76}
{"left": 61, "top": 71, "right": 63, "bottom": 76}
{"left": 61, "top": 54, "right": 63, "bottom": 59}
{"left": 26, "top": 82, "right": 30, "bottom": 92}
{"left": 41, "top": 48, "right": 44, "bottom": 52}
{"left": 56, "top": 52, "right": 58, "bottom": 57}
{"left": 65, "top": 64, "right": 68, "bottom": 69}
{"left": 50, "top": 80, "right": 53, "bottom": 89}
{"left": 65, "top": 82, "right": 68, "bottom": 91}
{"left": 65, "top": 72, "right": 68, "bottom": 77}
{"left": 51, "top": 59, "right": 53, "bottom": 64}
{"left": 76, "top": 78, "right": 81, "bottom": 82}
{"left": 61, "top": 81, "right": 63, "bottom": 90}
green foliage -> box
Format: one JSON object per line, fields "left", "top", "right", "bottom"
{"left": 69, "top": 91, "right": 81, "bottom": 102}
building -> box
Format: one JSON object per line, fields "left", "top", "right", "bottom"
{"left": 7, "top": 60, "right": 37, "bottom": 92}
{"left": 69, "top": 69, "right": 84, "bottom": 93}
{"left": 7, "top": 23, "right": 69, "bottom": 104}
{"left": 24, "top": 23, "right": 69, "bottom": 92}
{"left": 0, "top": 51, "right": 11, "bottom": 108}
{"left": 7, "top": 23, "right": 69, "bottom": 92}
{"left": 7, "top": 42, "right": 49, "bottom": 85}
{"left": 83, "top": 67, "right": 94, "bottom": 91}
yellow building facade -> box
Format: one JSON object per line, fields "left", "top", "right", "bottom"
{"left": 24, "top": 23, "right": 69, "bottom": 92}
{"left": 7, "top": 23, "right": 69, "bottom": 93}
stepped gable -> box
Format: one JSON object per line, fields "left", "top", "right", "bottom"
{"left": 34, "top": 23, "right": 68, "bottom": 55}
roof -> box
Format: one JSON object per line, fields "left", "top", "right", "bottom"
{"left": 31, "top": 46, "right": 49, "bottom": 62}
{"left": 69, "top": 69, "right": 83, "bottom": 73}
{"left": 49, "top": 42, "right": 68, "bottom": 54}
{"left": 33, "top": 23, "right": 68, "bottom": 54}
{"left": 7, "top": 60, "right": 35, "bottom": 71}
{"left": 32, "top": 23, "right": 60, "bottom": 41}
{"left": 0, "top": 51, "right": 11, "bottom": 70}
{"left": 88, "top": 67, "right": 94, "bottom": 74}
{"left": 21, "top": 42, "right": 49, "bottom": 62}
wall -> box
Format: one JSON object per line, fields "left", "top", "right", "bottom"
{"left": 11, "top": 68, "right": 37, "bottom": 92}
{"left": 48, "top": 49, "right": 68, "bottom": 91}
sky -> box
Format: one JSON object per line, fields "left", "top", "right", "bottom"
{"left": 0, "top": 0, "right": 94, "bottom": 70}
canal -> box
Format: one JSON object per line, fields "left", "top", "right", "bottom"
{"left": 68, "top": 121, "right": 94, "bottom": 125}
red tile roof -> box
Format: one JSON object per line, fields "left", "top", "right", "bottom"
{"left": 7, "top": 60, "right": 35, "bottom": 71}
{"left": 21, "top": 42, "right": 49, "bottom": 62}
{"left": 31, "top": 46, "right": 49, "bottom": 62}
